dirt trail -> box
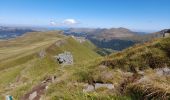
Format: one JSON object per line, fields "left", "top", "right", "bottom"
{"left": 21, "top": 76, "right": 56, "bottom": 100}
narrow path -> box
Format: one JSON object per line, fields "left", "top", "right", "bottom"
{"left": 21, "top": 76, "right": 56, "bottom": 100}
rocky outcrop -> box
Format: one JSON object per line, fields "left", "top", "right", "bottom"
{"left": 54, "top": 51, "right": 73, "bottom": 65}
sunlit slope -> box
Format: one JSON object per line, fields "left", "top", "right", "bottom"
{"left": 103, "top": 37, "right": 170, "bottom": 70}
{"left": 0, "top": 31, "right": 100, "bottom": 99}
{"left": 0, "top": 31, "right": 64, "bottom": 70}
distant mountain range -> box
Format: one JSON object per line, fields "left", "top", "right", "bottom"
{"left": 1, "top": 26, "right": 169, "bottom": 51}
{"left": 65, "top": 27, "right": 138, "bottom": 39}
{"left": 0, "top": 26, "right": 38, "bottom": 39}
{"left": 64, "top": 28, "right": 170, "bottom": 50}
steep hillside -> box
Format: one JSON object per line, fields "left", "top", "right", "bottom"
{"left": 102, "top": 36, "right": 170, "bottom": 70}
{"left": 0, "top": 31, "right": 100, "bottom": 100}
{"left": 42, "top": 35, "right": 170, "bottom": 100}
{"left": 42, "top": 36, "right": 170, "bottom": 100}
{"left": 100, "top": 36, "right": 170, "bottom": 99}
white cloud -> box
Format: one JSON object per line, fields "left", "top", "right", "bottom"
{"left": 62, "top": 19, "right": 78, "bottom": 25}
{"left": 50, "top": 18, "right": 78, "bottom": 27}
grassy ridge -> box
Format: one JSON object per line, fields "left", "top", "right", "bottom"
{"left": 0, "top": 31, "right": 100, "bottom": 99}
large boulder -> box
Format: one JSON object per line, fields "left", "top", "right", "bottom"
{"left": 54, "top": 51, "right": 73, "bottom": 65}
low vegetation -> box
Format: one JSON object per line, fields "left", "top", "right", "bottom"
{"left": 0, "top": 31, "right": 170, "bottom": 100}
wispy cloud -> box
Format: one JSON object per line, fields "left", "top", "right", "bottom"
{"left": 62, "top": 19, "right": 78, "bottom": 25}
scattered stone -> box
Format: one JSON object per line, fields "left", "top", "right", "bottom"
{"left": 156, "top": 67, "right": 170, "bottom": 76}
{"left": 83, "top": 83, "right": 114, "bottom": 92}
{"left": 54, "top": 51, "right": 73, "bottom": 65}
{"left": 29, "top": 91, "right": 37, "bottom": 100}
{"left": 21, "top": 84, "right": 46, "bottom": 100}
{"left": 21, "top": 75, "right": 57, "bottom": 100}
{"left": 95, "top": 83, "right": 114, "bottom": 90}
{"left": 39, "top": 50, "right": 46, "bottom": 58}
{"left": 83, "top": 85, "right": 95, "bottom": 92}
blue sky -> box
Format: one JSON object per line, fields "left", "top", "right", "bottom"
{"left": 0, "top": 0, "right": 170, "bottom": 32}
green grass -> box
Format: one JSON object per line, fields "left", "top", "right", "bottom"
{"left": 0, "top": 31, "right": 101, "bottom": 99}
{"left": 1, "top": 31, "right": 169, "bottom": 100}
{"left": 103, "top": 37, "right": 170, "bottom": 71}
{"left": 101, "top": 37, "right": 170, "bottom": 99}
{"left": 47, "top": 37, "right": 100, "bottom": 64}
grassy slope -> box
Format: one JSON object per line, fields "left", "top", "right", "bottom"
{"left": 0, "top": 31, "right": 100, "bottom": 99}
{"left": 1, "top": 31, "right": 169, "bottom": 100}
{"left": 101, "top": 37, "right": 170, "bottom": 99}
{"left": 43, "top": 36, "right": 170, "bottom": 100}
{"left": 104, "top": 37, "right": 170, "bottom": 70}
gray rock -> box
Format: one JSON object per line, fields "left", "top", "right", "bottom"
{"left": 83, "top": 85, "right": 95, "bottom": 92}
{"left": 156, "top": 67, "right": 170, "bottom": 76}
{"left": 54, "top": 51, "right": 73, "bottom": 65}
{"left": 29, "top": 91, "right": 37, "bottom": 100}
{"left": 95, "top": 83, "right": 114, "bottom": 90}
{"left": 83, "top": 83, "right": 114, "bottom": 92}
{"left": 39, "top": 50, "right": 46, "bottom": 58}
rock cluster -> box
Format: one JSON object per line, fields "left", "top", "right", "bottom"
{"left": 54, "top": 51, "right": 73, "bottom": 65}
{"left": 83, "top": 83, "right": 114, "bottom": 92}
{"left": 156, "top": 67, "right": 170, "bottom": 76}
